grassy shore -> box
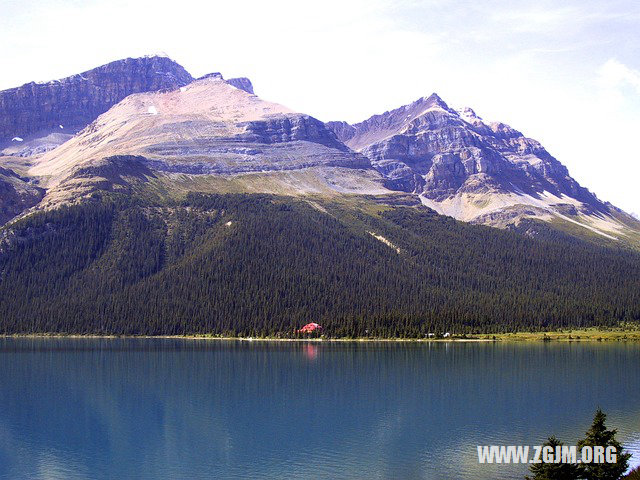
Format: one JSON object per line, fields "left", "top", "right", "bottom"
{"left": 3, "top": 326, "right": 640, "bottom": 342}
{"left": 473, "top": 326, "right": 640, "bottom": 342}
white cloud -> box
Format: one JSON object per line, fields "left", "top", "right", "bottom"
{"left": 491, "top": 7, "right": 577, "bottom": 33}
{"left": 598, "top": 59, "right": 640, "bottom": 94}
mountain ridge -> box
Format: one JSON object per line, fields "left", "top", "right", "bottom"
{"left": 327, "top": 93, "right": 640, "bottom": 243}
{"left": 1, "top": 57, "right": 640, "bottom": 336}
{"left": 23, "top": 73, "right": 384, "bottom": 211}
{"left": 0, "top": 56, "right": 193, "bottom": 150}
{"left": 0, "top": 56, "right": 639, "bottom": 248}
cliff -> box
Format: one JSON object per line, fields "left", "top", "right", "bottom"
{"left": 0, "top": 56, "right": 193, "bottom": 144}
{"left": 327, "top": 94, "right": 625, "bottom": 234}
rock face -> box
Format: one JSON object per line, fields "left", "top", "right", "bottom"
{"left": 26, "top": 76, "right": 381, "bottom": 209}
{"left": 0, "top": 56, "right": 194, "bottom": 146}
{"left": 2, "top": 57, "right": 637, "bottom": 244}
{"left": 331, "top": 94, "right": 598, "bottom": 203}
{"left": 227, "top": 77, "right": 254, "bottom": 94}
{"left": 196, "top": 73, "right": 254, "bottom": 95}
{"left": 0, "top": 166, "right": 45, "bottom": 225}
{"left": 0, "top": 58, "right": 387, "bottom": 224}
{"left": 328, "top": 94, "right": 625, "bottom": 234}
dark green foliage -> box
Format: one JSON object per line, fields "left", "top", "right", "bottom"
{"left": 578, "top": 409, "right": 631, "bottom": 480}
{"left": 0, "top": 193, "right": 639, "bottom": 336}
{"left": 527, "top": 410, "right": 632, "bottom": 480}
{"left": 526, "top": 436, "right": 580, "bottom": 480}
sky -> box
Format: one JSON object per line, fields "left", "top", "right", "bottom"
{"left": 1, "top": 0, "right": 639, "bottom": 215}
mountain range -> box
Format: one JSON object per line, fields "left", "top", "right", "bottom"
{"left": 0, "top": 56, "right": 639, "bottom": 336}
{"left": 1, "top": 55, "right": 638, "bottom": 247}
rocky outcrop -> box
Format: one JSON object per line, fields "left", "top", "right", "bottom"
{"left": 1, "top": 132, "right": 75, "bottom": 157}
{"left": 196, "top": 72, "right": 224, "bottom": 81}
{"left": 0, "top": 167, "right": 45, "bottom": 225}
{"left": 325, "top": 121, "right": 355, "bottom": 143}
{"left": 0, "top": 56, "right": 193, "bottom": 145}
{"left": 23, "top": 76, "right": 382, "bottom": 211}
{"left": 197, "top": 73, "right": 254, "bottom": 94}
{"left": 239, "top": 115, "right": 349, "bottom": 150}
{"left": 328, "top": 93, "right": 610, "bottom": 220}
{"left": 227, "top": 77, "right": 254, "bottom": 94}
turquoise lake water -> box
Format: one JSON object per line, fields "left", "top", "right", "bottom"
{"left": 0, "top": 339, "right": 638, "bottom": 479}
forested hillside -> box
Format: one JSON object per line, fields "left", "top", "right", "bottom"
{"left": 0, "top": 193, "right": 638, "bottom": 337}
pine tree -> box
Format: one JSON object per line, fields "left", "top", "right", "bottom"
{"left": 578, "top": 408, "right": 631, "bottom": 480}
{"left": 526, "top": 436, "right": 580, "bottom": 480}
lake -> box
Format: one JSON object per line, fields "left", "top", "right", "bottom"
{"left": 0, "top": 339, "right": 638, "bottom": 479}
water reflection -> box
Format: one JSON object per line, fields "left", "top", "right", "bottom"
{"left": 0, "top": 339, "right": 638, "bottom": 479}
{"left": 302, "top": 343, "right": 318, "bottom": 361}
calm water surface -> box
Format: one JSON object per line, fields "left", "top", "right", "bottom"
{"left": 0, "top": 339, "right": 638, "bottom": 479}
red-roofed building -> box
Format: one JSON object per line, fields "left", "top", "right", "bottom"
{"left": 298, "top": 323, "right": 322, "bottom": 333}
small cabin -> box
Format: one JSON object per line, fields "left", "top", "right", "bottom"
{"left": 298, "top": 323, "right": 322, "bottom": 334}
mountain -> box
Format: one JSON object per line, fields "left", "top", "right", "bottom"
{"left": 3, "top": 57, "right": 638, "bottom": 248}
{"left": 0, "top": 56, "right": 387, "bottom": 220}
{"left": 0, "top": 57, "right": 639, "bottom": 336}
{"left": 27, "top": 74, "right": 382, "bottom": 210}
{"left": 0, "top": 56, "right": 193, "bottom": 157}
{"left": 328, "top": 94, "right": 640, "bottom": 245}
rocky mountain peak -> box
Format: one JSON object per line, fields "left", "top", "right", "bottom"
{"left": 227, "top": 77, "right": 254, "bottom": 95}
{"left": 488, "top": 121, "right": 523, "bottom": 139}
{"left": 0, "top": 56, "right": 194, "bottom": 149}
{"left": 1, "top": 57, "right": 636, "bottom": 243}
{"left": 457, "top": 107, "right": 481, "bottom": 121}
{"left": 327, "top": 93, "right": 459, "bottom": 153}
{"left": 196, "top": 73, "right": 255, "bottom": 94}
{"left": 23, "top": 74, "right": 377, "bottom": 211}
{"left": 326, "top": 95, "right": 634, "bottom": 238}
{"left": 419, "top": 93, "right": 450, "bottom": 111}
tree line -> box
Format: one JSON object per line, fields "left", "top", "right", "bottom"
{"left": 0, "top": 193, "right": 639, "bottom": 336}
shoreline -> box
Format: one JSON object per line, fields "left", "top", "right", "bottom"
{"left": 2, "top": 329, "right": 640, "bottom": 343}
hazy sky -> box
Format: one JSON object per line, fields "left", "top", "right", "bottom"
{"left": 1, "top": 0, "right": 639, "bottom": 214}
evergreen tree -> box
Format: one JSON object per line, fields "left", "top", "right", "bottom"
{"left": 1, "top": 193, "right": 639, "bottom": 336}
{"left": 578, "top": 409, "right": 631, "bottom": 480}
{"left": 526, "top": 436, "right": 580, "bottom": 480}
